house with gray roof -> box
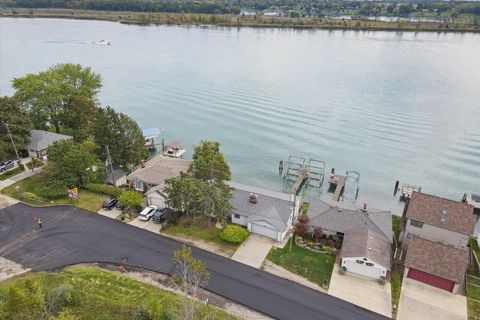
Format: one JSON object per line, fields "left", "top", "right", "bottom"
{"left": 307, "top": 198, "right": 392, "bottom": 243}
{"left": 27, "top": 130, "right": 73, "bottom": 159}
{"left": 227, "top": 181, "right": 301, "bottom": 241}
{"left": 340, "top": 228, "right": 391, "bottom": 279}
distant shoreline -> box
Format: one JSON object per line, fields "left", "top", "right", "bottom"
{"left": 1, "top": 8, "right": 480, "bottom": 33}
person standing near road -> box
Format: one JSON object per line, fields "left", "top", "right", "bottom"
{"left": 37, "top": 217, "right": 42, "bottom": 228}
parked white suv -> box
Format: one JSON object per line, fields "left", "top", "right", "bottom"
{"left": 138, "top": 205, "right": 158, "bottom": 221}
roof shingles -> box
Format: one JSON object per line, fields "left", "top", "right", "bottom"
{"left": 405, "top": 236, "right": 469, "bottom": 283}
{"left": 406, "top": 192, "right": 475, "bottom": 235}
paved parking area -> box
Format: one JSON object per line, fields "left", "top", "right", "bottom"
{"left": 97, "top": 208, "right": 121, "bottom": 219}
{"left": 397, "top": 278, "right": 467, "bottom": 320}
{"left": 329, "top": 265, "right": 392, "bottom": 317}
{"left": 128, "top": 217, "right": 162, "bottom": 234}
{"left": 231, "top": 234, "right": 274, "bottom": 268}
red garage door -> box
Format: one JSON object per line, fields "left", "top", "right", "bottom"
{"left": 407, "top": 268, "right": 455, "bottom": 292}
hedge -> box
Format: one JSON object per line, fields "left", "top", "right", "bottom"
{"left": 84, "top": 183, "right": 120, "bottom": 197}
{"left": 219, "top": 224, "right": 249, "bottom": 244}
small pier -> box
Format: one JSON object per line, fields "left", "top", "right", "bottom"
{"left": 282, "top": 156, "right": 325, "bottom": 195}
{"left": 400, "top": 184, "right": 421, "bottom": 201}
{"left": 329, "top": 175, "right": 346, "bottom": 201}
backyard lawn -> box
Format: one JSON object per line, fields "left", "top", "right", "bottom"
{"left": 1, "top": 175, "right": 107, "bottom": 212}
{"left": 162, "top": 215, "right": 240, "bottom": 252}
{"left": 0, "top": 266, "right": 236, "bottom": 320}
{"left": 267, "top": 241, "right": 335, "bottom": 285}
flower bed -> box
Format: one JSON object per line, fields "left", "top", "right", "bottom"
{"left": 295, "top": 236, "right": 337, "bottom": 255}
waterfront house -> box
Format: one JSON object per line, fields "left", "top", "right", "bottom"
{"left": 340, "top": 228, "right": 391, "bottom": 280}
{"left": 126, "top": 155, "right": 191, "bottom": 207}
{"left": 403, "top": 236, "right": 469, "bottom": 294}
{"left": 105, "top": 167, "right": 127, "bottom": 187}
{"left": 399, "top": 192, "right": 474, "bottom": 294}
{"left": 399, "top": 192, "right": 475, "bottom": 251}
{"left": 26, "top": 130, "right": 73, "bottom": 160}
{"left": 307, "top": 198, "right": 392, "bottom": 242}
{"left": 227, "top": 181, "right": 301, "bottom": 241}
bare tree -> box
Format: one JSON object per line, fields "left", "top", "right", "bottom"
{"left": 171, "top": 245, "right": 210, "bottom": 320}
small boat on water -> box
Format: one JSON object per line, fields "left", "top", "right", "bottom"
{"left": 98, "top": 40, "right": 111, "bottom": 45}
{"left": 164, "top": 140, "right": 186, "bottom": 158}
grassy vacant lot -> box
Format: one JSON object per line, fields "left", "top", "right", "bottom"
{"left": 267, "top": 241, "right": 335, "bottom": 285}
{"left": 162, "top": 215, "right": 239, "bottom": 252}
{"left": 0, "top": 165, "right": 25, "bottom": 180}
{"left": 0, "top": 266, "right": 236, "bottom": 320}
{"left": 1, "top": 175, "right": 107, "bottom": 212}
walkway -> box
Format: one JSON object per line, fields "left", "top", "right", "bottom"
{"left": 231, "top": 234, "right": 274, "bottom": 268}
{"left": 0, "top": 203, "right": 389, "bottom": 320}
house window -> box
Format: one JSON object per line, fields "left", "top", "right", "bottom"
{"left": 411, "top": 220, "right": 423, "bottom": 228}
{"left": 366, "top": 262, "right": 374, "bottom": 267}
{"left": 133, "top": 179, "right": 144, "bottom": 192}
{"left": 234, "top": 214, "right": 240, "bottom": 219}
{"left": 356, "top": 260, "right": 365, "bottom": 264}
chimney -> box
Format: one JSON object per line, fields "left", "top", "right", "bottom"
{"left": 140, "top": 160, "right": 145, "bottom": 168}
{"left": 361, "top": 203, "right": 368, "bottom": 212}
{"left": 249, "top": 193, "right": 258, "bottom": 204}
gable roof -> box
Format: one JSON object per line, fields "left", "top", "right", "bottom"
{"left": 405, "top": 236, "right": 469, "bottom": 283}
{"left": 406, "top": 192, "right": 475, "bottom": 235}
{"left": 27, "top": 130, "right": 72, "bottom": 151}
{"left": 307, "top": 198, "right": 392, "bottom": 242}
{"left": 341, "top": 228, "right": 391, "bottom": 269}
{"left": 127, "top": 155, "right": 191, "bottom": 186}
{"left": 227, "top": 181, "right": 294, "bottom": 232}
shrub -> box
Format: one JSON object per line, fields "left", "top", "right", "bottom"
{"left": 37, "top": 181, "right": 68, "bottom": 199}
{"left": 165, "top": 210, "right": 182, "bottom": 227}
{"left": 295, "top": 235, "right": 303, "bottom": 243}
{"left": 119, "top": 190, "right": 144, "bottom": 210}
{"left": 219, "top": 224, "right": 249, "bottom": 243}
{"left": 338, "top": 266, "right": 346, "bottom": 275}
{"left": 378, "top": 276, "right": 386, "bottom": 285}
{"left": 327, "top": 239, "right": 335, "bottom": 247}
{"left": 46, "top": 284, "right": 79, "bottom": 315}
{"left": 20, "top": 192, "right": 39, "bottom": 201}
{"left": 84, "top": 183, "right": 119, "bottom": 196}
{"left": 297, "top": 215, "right": 310, "bottom": 224}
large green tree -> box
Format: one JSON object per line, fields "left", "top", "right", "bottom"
{"left": 93, "top": 106, "right": 147, "bottom": 168}
{"left": 62, "top": 95, "right": 99, "bottom": 142}
{"left": 12, "top": 63, "right": 101, "bottom": 133}
{"left": 46, "top": 140, "right": 106, "bottom": 188}
{"left": 0, "top": 96, "right": 32, "bottom": 159}
{"left": 189, "top": 140, "right": 231, "bottom": 181}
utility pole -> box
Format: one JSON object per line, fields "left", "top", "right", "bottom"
{"left": 105, "top": 144, "right": 117, "bottom": 193}
{"left": 5, "top": 123, "right": 21, "bottom": 165}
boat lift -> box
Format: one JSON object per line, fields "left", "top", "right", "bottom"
{"left": 281, "top": 156, "right": 325, "bottom": 195}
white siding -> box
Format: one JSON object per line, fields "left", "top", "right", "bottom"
{"left": 148, "top": 193, "right": 165, "bottom": 208}
{"left": 342, "top": 257, "right": 387, "bottom": 279}
{"left": 401, "top": 219, "right": 469, "bottom": 250}
{"left": 231, "top": 213, "right": 248, "bottom": 226}
{"left": 249, "top": 220, "right": 280, "bottom": 240}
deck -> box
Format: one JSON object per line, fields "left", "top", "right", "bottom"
{"left": 290, "top": 169, "right": 308, "bottom": 195}
{"left": 329, "top": 175, "right": 346, "bottom": 201}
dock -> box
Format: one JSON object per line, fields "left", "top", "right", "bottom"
{"left": 329, "top": 175, "right": 346, "bottom": 201}
{"left": 290, "top": 169, "right": 309, "bottom": 194}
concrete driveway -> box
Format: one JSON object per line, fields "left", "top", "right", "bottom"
{"left": 397, "top": 278, "right": 467, "bottom": 320}
{"left": 231, "top": 234, "right": 274, "bottom": 268}
{"left": 329, "top": 265, "right": 392, "bottom": 317}
{"left": 128, "top": 217, "right": 162, "bottom": 234}
{"left": 97, "top": 208, "right": 121, "bottom": 219}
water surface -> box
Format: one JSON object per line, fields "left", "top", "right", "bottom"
{"left": 1, "top": 18, "right": 480, "bottom": 212}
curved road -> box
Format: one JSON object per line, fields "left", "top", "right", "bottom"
{"left": 0, "top": 203, "right": 389, "bottom": 320}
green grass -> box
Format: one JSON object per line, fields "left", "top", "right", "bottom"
{"left": 392, "top": 215, "right": 401, "bottom": 245}
{"left": 0, "top": 266, "right": 236, "bottom": 320}
{"left": 267, "top": 241, "right": 335, "bottom": 285}
{"left": 391, "top": 267, "right": 403, "bottom": 311}
{"left": 467, "top": 275, "right": 480, "bottom": 319}
{"left": 162, "top": 215, "right": 239, "bottom": 253}
{"left": 301, "top": 202, "right": 310, "bottom": 215}
{"left": 1, "top": 175, "right": 108, "bottom": 212}
{"left": 25, "top": 158, "right": 44, "bottom": 169}
{"left": 0, "top": 165, "right": 25, "bottom": 180}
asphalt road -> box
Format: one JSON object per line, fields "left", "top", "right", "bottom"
{"left": 0, "top": 203, "right": 390, "bottom": 320}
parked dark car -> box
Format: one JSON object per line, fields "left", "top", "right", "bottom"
{"left": 0, "top": 160, "right": 14, "bottom": 172}
{"left": 102, "top": 197, "right": 118, "bottom": 210}
{"left": 152, "top": 207, "right": 174, "bottom": 224}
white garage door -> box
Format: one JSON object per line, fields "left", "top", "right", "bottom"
{"left": 343, "top": 260, "right": 384, "bottom": 279}
{"left": 148, "top": 196, "right": 165, "bottom": 208}
{"left": 251, "top": 223, "right": 278, "bottom": 240}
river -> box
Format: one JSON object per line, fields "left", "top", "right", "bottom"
{"left": 1, "top": 18, "right": 480, "bottom": 212}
